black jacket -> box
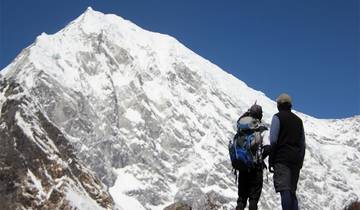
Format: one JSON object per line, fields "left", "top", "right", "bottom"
{"left": 270, "top": 110, "right": 305, "bottom": 168}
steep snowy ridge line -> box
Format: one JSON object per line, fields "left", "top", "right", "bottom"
{"left": 0, "top": 7, "right": 359, "bottom": 210}
{"left": 2, "top": 7, "right": 273, "bottom": 117}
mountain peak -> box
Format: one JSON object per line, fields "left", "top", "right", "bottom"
{"left": 85, "top": 6, "right": 94, "bottom": 12}
{"left": 81, "top": 6, "right": 105, "bottom": 19}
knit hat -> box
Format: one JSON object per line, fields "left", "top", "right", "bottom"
{"left": 276, "top": 93, "right": 292, "bottom": 104}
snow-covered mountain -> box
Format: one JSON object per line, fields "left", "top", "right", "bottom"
{"left": 1, "top": 7, "right": 359, "bottom": 210}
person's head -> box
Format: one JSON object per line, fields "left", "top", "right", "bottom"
{"left": 276, "top": 93, "right": 292, "bottom": 111}
{"left": 249, "top": 104, "right": 263, "bottom": 120}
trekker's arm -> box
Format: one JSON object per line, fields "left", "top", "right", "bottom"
{"left": 269, "top": 115, "right": 280, "bottom": 145}
{"left": 268, "top": 115, "right": 280, "bottom": 172}
{"left": 260, "top": 129, "right": 271, "bottom": 159}
{"left": 262, "top": 145, "right": 271, "bottom": 159}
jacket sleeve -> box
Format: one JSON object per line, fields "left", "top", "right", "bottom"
{"left": 269, "top": 115, "right": 280, "bottom": 166}
{"left": 269, "top": 115, "right": 280, "bottom": 145}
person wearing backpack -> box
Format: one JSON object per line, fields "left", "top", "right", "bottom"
{"left": 268, "top": 93, "right": 305, "bottom": 210}
{"left": 229, "top": 104, "right": 270, "bottom": 210}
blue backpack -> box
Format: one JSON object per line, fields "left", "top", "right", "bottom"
{"left": 228, "top": 116, "right": 267, "bottom": 172}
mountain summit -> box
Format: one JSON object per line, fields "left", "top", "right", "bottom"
{"left": 1, "top": 8, "right": 359, "bottom": 210}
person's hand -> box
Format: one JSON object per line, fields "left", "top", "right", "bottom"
{"left": 258, "top": 125, "right": 268, "bottom": 132}
{"left": 268, "top": 157, "right": 274, "bottom": 173}
{"left": 269, "top": 165, "right": 274, "bottom": 173}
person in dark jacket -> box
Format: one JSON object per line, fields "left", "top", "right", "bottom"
{"left": 236, "top": 104, "right": 271, "bottom": 210}
{"left": 269, "top": 93, "right": 305, "bottom": 210}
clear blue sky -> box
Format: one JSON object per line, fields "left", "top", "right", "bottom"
{"left": 0, "top": 0, "right": 359, "bottom": 119}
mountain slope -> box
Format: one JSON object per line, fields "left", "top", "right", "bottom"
{"left": 0, "top": 79, "right": 116, "bottom": 209}
{"left": 1, "top": 7, "right": 359, "bottom": 210}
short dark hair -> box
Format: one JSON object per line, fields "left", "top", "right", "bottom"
{"left": 249, "top": 104, "right": 263, "bottom": 120}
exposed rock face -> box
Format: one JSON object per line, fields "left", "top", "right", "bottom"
{"left": 164, "top": 202, "right": 192, "bottom": 210}
{"left": 0, "top": 7, "right": 359, "bottom": 210}
{"left": 0, "top": 80, "right": 115, "bottom": 210}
